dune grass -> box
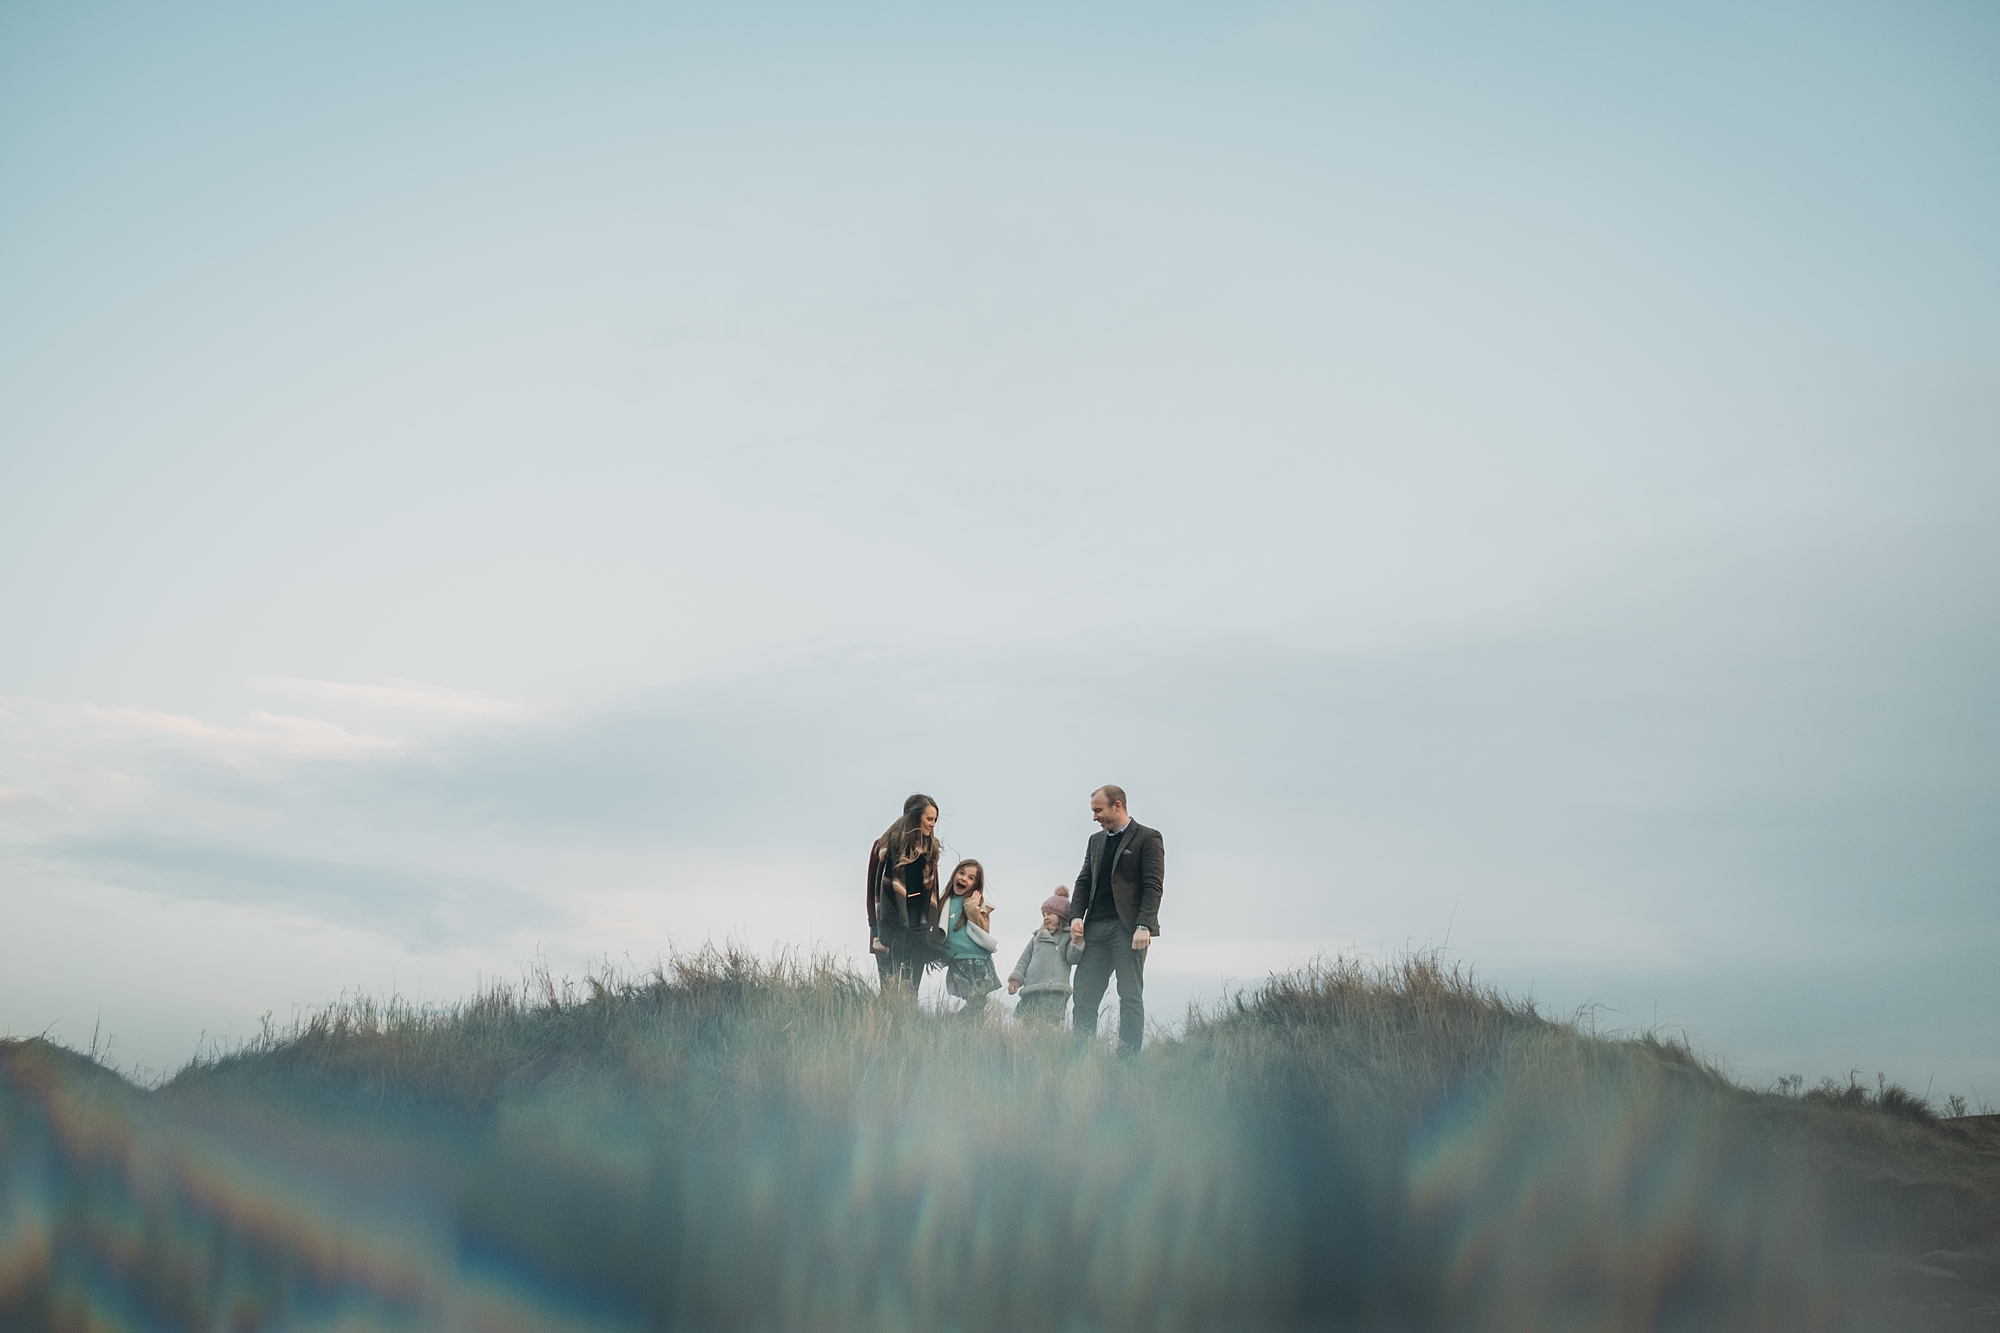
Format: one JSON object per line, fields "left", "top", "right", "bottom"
{"left": 3, "top": 948, "right": 1996, "bottom": 1331}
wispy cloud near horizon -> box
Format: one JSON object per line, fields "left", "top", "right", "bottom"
{"left": 247, "top": 676, "right": 529, "bottom": 719}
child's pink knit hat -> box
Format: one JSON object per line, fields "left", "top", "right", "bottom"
{"left": 1041, "top": 885, "right": 1073, "bottom": 922}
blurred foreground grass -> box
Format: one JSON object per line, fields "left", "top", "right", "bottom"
{"left": 3, "top": 949, "right": 1996, "bottom": 1331}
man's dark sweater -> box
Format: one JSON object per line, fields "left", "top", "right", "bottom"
{"left": 1086, "top": 825, "right": 1130, "bottom": 926}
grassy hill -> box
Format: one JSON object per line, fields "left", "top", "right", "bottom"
{"left": 2, "top": 949, "right": 1995, "bottom": 1331}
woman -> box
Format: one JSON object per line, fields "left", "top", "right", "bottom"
{"left": 866, "top": 793, "right": 942, "bottom": 994}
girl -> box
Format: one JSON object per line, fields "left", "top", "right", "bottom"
{"left": 1007, "top": 886, "right": 1085, "bottom": 1025}
{"left": 942, "top": 859, "right": 1002, "bottom": 1014}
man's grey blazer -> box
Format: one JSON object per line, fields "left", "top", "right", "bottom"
{"left": 1073, "top": 822, "right": 1165, "bottom": 936}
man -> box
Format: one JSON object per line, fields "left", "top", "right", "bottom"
{"left": 1067, "top": 784, "right": 1163, "bottom": 1055}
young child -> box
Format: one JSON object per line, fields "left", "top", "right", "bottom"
{"left": 1007, "top": 886, "right": 1085, "bottom": 1025}
{"left": 943, "top": 859, "right": 1002, "bottom": 1014}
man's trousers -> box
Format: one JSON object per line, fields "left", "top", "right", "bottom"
{"left": 1071, "top": 918, "right": 1147, "bottom": 1054}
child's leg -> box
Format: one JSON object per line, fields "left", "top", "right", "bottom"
{"left": 955, "top": 958, "right": 998, "bottom": 1016}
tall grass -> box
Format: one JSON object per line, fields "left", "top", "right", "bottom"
{"left": 3, "top": 948, "right": 1994, "bottom": 1331}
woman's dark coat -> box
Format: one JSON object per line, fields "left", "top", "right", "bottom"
{"left": 865, "top": 837, "right": 942, "bottom": 942}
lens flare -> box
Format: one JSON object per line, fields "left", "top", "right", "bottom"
{"left": 1, "top": 955, "right": 1956, "bottom": 1330}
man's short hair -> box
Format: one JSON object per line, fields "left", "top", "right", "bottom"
{"left": 1093, "top": 784, "right": 1128, "bottom": 809}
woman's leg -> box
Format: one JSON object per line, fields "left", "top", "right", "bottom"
{"left": 882, "top": 932, "right": 922, "bottom": 999}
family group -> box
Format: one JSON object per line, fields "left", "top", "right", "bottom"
{"left": 864, "top": 785, "right": 1166, "bottom": 1054}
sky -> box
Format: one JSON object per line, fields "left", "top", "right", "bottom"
{"left": 1, "top": 0, "right": 1995, "bottom": 1096}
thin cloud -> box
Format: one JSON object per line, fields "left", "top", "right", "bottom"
{"left": 51, "top": 833, "right": 555, "bottom": 945}
{"left": 248, "top": 677, "right": 528, "bottom": 719}
{"left": 2, "top": 695, "right": 403, "bottom": 764}
{"left": 77, "top": 704, "right": 401, "bottom": 759}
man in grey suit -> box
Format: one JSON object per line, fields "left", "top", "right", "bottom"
{"left": 1067, "top": 784, "right": 1164, "bottom": 1055}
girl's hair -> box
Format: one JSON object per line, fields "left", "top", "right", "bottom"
{"left": 880, "top": 793, "right": 939, "bottom": 868}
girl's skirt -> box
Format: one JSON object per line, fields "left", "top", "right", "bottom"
{"left": 945, "top": 954, "right": 1001, "bottom": 1000}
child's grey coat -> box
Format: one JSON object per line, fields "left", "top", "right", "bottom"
{"left": 1008, "top": 928, "right": 1086, "bottom": 997}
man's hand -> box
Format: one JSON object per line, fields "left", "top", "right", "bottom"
{"left": 1132, "top": 927, "right": 1151, "bottom": 951}
{"left": 1007, "top": 977, "right": 1021, "bottom": 995}
{"left": 1070, "top": 918, "right": 1085, "bottom": 941}
{"left": 870, "top": 938, "right": 889, "bottom": 956}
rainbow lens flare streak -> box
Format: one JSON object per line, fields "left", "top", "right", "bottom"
{"left": 2, "top": 1035, "right": 1872, "bottom": 1331}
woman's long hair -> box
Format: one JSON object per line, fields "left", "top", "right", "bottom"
{"left": 880, "top": 793, "right": 939, "bottom": 869}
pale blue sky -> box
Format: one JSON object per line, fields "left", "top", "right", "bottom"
{"left": 2, "top": 1, "right": 1996, "bottom": 1095}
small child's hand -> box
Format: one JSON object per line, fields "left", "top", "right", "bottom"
{"left": 1007, "top": 978, "right": 1021, "bottom": 995}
